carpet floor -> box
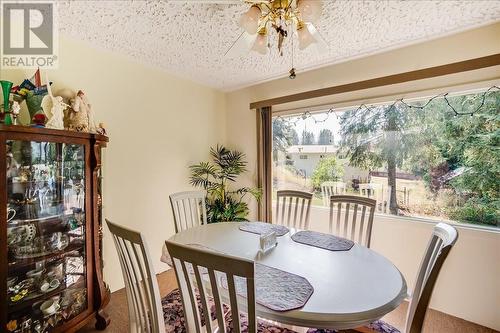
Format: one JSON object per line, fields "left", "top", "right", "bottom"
{"left": 78, "top": 269, "right": 498, "bottom": 333}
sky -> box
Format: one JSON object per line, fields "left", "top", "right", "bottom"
{"left": 283, "top": 110, "right": 345, "bottom": 145}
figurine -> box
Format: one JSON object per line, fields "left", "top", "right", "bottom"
{"left": 69, "top": 90, "right": 96, "bottom": 133}
{"left": 44, "top": 95, "right": 65, "bottom": 130}
{"left": 11, "top": 101, "right": 20, "bottom": 125}
{"left": 96, "top": 122, "right": 107, "bottom": 136}
{"left": 55, "top": 88, "right": 76, "bottom": 128}
{"left": 41, "top": 74, "right": 67, "bottom": 130}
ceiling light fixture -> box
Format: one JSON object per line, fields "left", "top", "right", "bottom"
{"left": 238, "top": 0, "right": 323, "bottom": 55}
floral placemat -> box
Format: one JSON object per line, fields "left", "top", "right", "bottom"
{"left": 221, "top": 263, "right": 313, "bottom": 312}
{"left": 239, "top": 222, "right": 289, "bottom": 237}
{"left": 291, "top": 230, "right": 354, "bottom": 251}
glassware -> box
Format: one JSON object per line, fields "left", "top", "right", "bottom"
{"left": 0, "top": 80, "right": 13, "bottom": 125}
{"left": 5, "top": 140, "right": 88, "bottom": 332}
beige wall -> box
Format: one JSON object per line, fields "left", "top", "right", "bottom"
{"left": 0, "top": 36, "right": 226, "bottom": 292}
{"left": 225, "top": 23, "right": 500, "bottom": 330}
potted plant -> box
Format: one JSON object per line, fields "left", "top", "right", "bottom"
{"left": 189, "top": 145, "right": 261, "bottom": 223}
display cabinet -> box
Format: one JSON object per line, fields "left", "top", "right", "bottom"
{"left": 1, "top": 125, "right": 110, "bottom": 332}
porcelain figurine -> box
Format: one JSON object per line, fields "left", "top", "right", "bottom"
{"left": 11, "top": 101, "right": 20, "bottom": 125}
{"left": 55, "top": 88, "right": 76, "bottom": 128}
{"left": 45, "top": 95, "right": 65, "bottom": 130}
{"left": 69, "top": 90, "right": 96, "bottom": 133}
{"left": 42, "top": 75, "right": 66, "bottom": 130}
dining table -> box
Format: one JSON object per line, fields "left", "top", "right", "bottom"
{"left": 166, "top": 222, "right": 408, "bottom": 330}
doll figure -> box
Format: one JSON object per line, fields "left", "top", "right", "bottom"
{"left": 69, "top": 91, "right": 96, "bottom": 133}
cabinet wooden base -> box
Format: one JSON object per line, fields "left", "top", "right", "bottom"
{"left": 95, "top": 309, "right": 111, "bottom": 330}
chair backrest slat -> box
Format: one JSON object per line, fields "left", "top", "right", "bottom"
{"left": 180, "top": 260, "right": 202, "bottom": 333}
{"left": 329, "top": 195, "right": 376, "bottom": 247}
{"left": 321, "top": 181, "right": 346, "bottom": 206}
{"left": 208, "top": 268, "right": 226, "bottom": 331}
{"left": 275, "top": 190, "right": 313, "bottom": 230}
{"left": 166, "top": 241, "right": 256, "bottom": 333}
{"left": 193, "top": 265, "right": 213, "bottom": 333}
{"left": 107, "top": 220, "right": 165, "bottom": 333}
{"left": 404, "top": 223, "right": 458, "bottom": 333}
{"left": 170, "top": 191, "right": 207, "bottom": 233}
{"left": 351, "top": 203, "right": 358, "bottom": 241}
{"left": 227, "top": 274, "right": 241, "bottom": 333}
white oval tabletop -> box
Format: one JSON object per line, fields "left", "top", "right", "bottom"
{"left": 167, "top": 222, "right": 407, "bottom": 330}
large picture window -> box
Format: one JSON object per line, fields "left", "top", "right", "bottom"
{"left": 272, "top": 88, "right": 499, "bottom": 228}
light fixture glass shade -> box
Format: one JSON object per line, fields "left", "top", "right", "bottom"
{"left": 297, "top": 22, "right": 317, "bottom": 50}
{"left": 239, "top": 5, "right": 261, "bottom": 34}
{"left": 297, "top": 0, "right": 322, "bottom": 23}
{"left": 251, "top": 31, "right": 268, "bottom": 55}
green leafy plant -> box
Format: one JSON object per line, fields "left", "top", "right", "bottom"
{"left": 311, "top": 156, "right": 344, "bottom": 189}
{"left": 189, "top": 145, "right": 261, "bottom": 223}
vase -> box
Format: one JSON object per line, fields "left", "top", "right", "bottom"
{"left": 1, "top": 80, "right": 14, "bottom": 125}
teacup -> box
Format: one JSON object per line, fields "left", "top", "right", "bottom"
{"left": 40, "top": 281, "right": 50, "bottom": 293}
{"left": 49, "top": 279, "right": 60, "bottom": 289}
{"left": 40, "top": 299, "right": 60, "bottom": 316}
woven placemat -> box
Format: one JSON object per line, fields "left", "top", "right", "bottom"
{"left": 239, "top": 222, "right": 289, "bottom": 237}
{"left": 291, "top": 230, "right": 354, "bottom": 251}
{"left": 221, "top": 264, "right": 313, "bottom": 312}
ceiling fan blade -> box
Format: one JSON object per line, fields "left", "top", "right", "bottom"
{"left": 308, "top": 23, "right": 329, "bottom": 54}
{"left": 224, "top": 31, "right": 257, "bottom": 58}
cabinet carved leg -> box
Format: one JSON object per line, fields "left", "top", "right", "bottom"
{"left": 95, "top": 309, "right": 111, "bottom": 330}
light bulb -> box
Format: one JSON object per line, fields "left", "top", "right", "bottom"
{"left": 297, "top": 0, "right": 322, "bottom": 23}
{"left": 251, "top": 30, "right": 268, "bottom": 55}
{"left": 239, "top": 5, "right": 261, "bottom": 34}
{"left": 297, "top": 22, "right": 316, "bottom": 50}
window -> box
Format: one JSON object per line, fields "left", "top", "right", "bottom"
{"left": 272, "top": 88, "right": 499, "bottom": 228}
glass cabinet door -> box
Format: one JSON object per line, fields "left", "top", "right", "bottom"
{"left": 6, "top": 140, "right": 88, "bottom": 333}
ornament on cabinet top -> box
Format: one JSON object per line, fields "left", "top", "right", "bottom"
{"left": 4, "top": 69, "right": 105, "bottom": 135}
{"left": 68, "top": 90, "right": 97, "bottom": 133}
{"left": 42, "top": 75, "right": 68, "bottom": 130}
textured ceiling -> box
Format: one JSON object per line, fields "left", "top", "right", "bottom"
{"left": 58, "top": 0, "right": 500, "bottom": 91}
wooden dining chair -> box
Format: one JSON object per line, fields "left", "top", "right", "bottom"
{"left": 162, "top": 191, "right": 207, "bottom": 264}
{"left": 169, "top": 190, "right": 207, "bottom": 233}
{"left": 106, "top": 219, "right": 165, "bottom": 333}
{"left": 166, "top": 240, "right": 299, "bottom": 333}
{"left": 308, "top": 223, "right": 458, "bottom": 333}
{"left": 321, "top": 181, "right": 346, "bottom": 206}
{"left": 329, "top": 195, "right": 376, "bottom": 247}
{"left": 275, "top": 190, "right": 313, "bottom": 230}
